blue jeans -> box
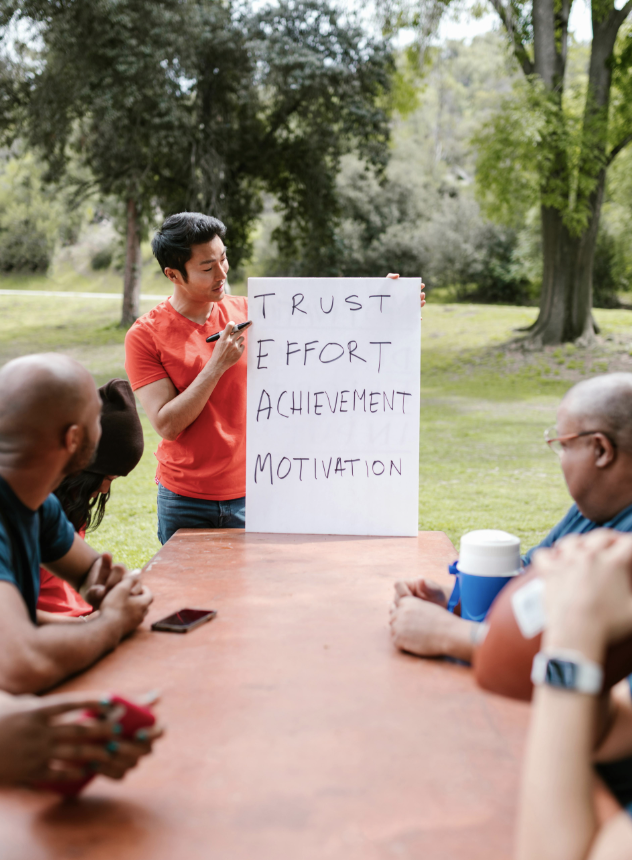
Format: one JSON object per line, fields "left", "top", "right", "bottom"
{"left": 157, "top": 484, "right": 246, "bottom": 545}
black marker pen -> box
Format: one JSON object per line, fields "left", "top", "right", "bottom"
{"left": 206, "top": 320, "right": 253, "bottom": 343}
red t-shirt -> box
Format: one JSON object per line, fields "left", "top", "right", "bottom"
{"left": 37, "top": 528, "right": 93, "bottom": 617}
{"left": 124, "top": 296, "right": 248, "bottom": 500}
{"left": 37, "top": 570, "right": 93, "bottom": 616}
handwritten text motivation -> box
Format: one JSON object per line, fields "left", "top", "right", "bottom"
{"left": 245, "top": 278, "right": 421, "bottom": 537}
{"left": 253, "top": 453, "right": 404, "bottom": 484}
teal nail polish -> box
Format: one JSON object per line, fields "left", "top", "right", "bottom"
{"left": 106, "top": 741, "right": 119, "bottom": 754}
{"left": 136, "top": 729, "right": 148, "bottom": 741}
{"left": 99, "top": 696, "right": 111, "bottom": 707}
{"left": 112, "top": 723, "right": 123, "bottom": 734}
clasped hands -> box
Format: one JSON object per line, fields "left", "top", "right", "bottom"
{"left": 388, "top": 530, "right": 632, "bottom": 662}
{"left": 389, "top": 576, "right": 458, "bottom": 658}
{"left": 82, "top": 552, "right": 148, "bottom": 611}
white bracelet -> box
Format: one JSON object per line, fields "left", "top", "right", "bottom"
{"left": 531, "top": 648, "right": 604, "bottom": 695}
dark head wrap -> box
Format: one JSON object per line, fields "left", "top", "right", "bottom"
{"left": 88, "top": 379, "right": 144, "bottom": 476}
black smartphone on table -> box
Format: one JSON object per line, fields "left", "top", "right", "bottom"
{"left": 151, "top": 608, "right": 217, "bottom": 633}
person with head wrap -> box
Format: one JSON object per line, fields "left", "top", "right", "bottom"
{"left": 37, "top": 379, "right": 145, "bottom": 622}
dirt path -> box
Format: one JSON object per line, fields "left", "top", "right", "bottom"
{"left": 0, "top": 289, "right": 167, "bottom": 300}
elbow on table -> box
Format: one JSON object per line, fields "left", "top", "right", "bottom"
{"left": 0, "top": 646, "right": 61, "bottom": 694}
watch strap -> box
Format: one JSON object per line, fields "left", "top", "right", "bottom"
{"left": 531, "top": 649, "right": 604, "bottom": 695}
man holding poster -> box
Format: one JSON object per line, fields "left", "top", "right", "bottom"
{"left": 125, "top": 213, "right": 248, "bottom": 544}
{"left": 125, "top": 211, "right": 425, "bottom": 543}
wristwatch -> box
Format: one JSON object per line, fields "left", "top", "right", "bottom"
{"left": 531, "top": 649, "right": 604, "bottom": 695}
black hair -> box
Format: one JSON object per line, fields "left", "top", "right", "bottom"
{"left": 54, "top": 472, "right": 111, "bottom": 533}
{"left": 151, "top": 212, "right": 227, "bottom": 281}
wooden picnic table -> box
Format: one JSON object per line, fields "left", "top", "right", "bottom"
{"left": 0, "top": 530, "right": 529, "bottom": 860}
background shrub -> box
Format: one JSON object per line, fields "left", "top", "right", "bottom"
{"left": 91, "top": 247, "right": 113, "bottom": 270}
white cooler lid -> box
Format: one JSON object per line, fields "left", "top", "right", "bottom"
{"left": 458, "top": 529, "right": 521, "bottom": 577}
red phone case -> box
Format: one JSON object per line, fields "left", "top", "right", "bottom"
{"left": 33, "top": 695, "right": 155, "bottom": 796}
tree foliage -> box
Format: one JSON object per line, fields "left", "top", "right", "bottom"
{"left": 248, "top": 2, "right": 393, "bottom": 273}
{"left": 1, "top": 0, "right": 190, "bottom": 226}
{"left": 336, "top": 153, "right": 533, "bottom": 302}
{"left": 380, "top": 0, "right": 632, "bottom": 342}
{"left": 256, "top": 34, "right": 536, "bottom": 303}
{"left": 0, "top": 149, "right": 62, "bottom": 271}
{"left": 0, "top": 0, "right": 393, "bottom": 283}
{"left": 475, "top": 39, "right": 632, "bottom": 238}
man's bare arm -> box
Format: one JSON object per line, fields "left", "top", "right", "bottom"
{"left": 389, "top": 596, "right": 481, "bottom": 662}
{"left": 136, "top": 322, "right": 245, "bottom": 441}
{"left": 43, "top": 533, "right": 99, "bottom": 591}
{"left": 516, "top": 532, "right": 632, "bottom": 860}
{"left": 36, "top": 609, "right": 92, "bottom": 625}
{"left": 43, "top": 534, "right": 133, "bottom": 608}
{"left": 0, "top": 580, "right": 152, "bottom": 694}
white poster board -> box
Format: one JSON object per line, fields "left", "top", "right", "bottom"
{"left": 245, "top": 278, "right": 421, "bottom": 536}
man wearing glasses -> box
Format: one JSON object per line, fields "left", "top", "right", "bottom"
{"left": 390, "top": 372, "right": 632, "bottom": 663}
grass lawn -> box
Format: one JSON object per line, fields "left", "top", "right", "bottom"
{"left": 2, "top": 285, "right": 632, "bottom": 567}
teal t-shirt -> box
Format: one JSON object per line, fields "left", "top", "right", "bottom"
{"left": 522, "top": 502, "right": 632, "bottom": 568}
{"left": 0, "top": 475, "right": 75, "bottom": 622}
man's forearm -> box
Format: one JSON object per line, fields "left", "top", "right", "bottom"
{"left": 43, "top": 534, "right": 100, "bottom": 593}
{"left": 156, "top": 361, "right": 224, "bottom": 440}
{"left": 441, "top": 615, "right": 484, "bottom": 662}
{"left": 517, "top": 686, "right": 598, "bottom": 860}
{"left": 36, "top": 609, "right": 88, "bottom": 625}
{"left": 0, "top": 614, "right": 124, "bottom": 694}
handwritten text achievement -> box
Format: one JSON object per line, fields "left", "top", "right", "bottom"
{"left": 246, "top": 278, "right": 421, "bottom": 536}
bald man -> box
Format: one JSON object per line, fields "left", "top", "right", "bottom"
{"left": 0, "top": 354, "right": 152, "bottom": 693}
{"left": 390, "top": 373, "right": 632, "bottom": 663}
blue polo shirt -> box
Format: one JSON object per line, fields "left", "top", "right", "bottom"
{"left": 0, "top": 475, "right": 75, "bottom": 623}
{"left": 522, "top": 502, "right": 632, "bottom": 567}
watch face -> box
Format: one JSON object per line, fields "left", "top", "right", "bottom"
{"left": 545, "top": 658, "right": 578, "bottom": 689}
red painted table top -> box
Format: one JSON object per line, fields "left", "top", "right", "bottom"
{"left": 0, "top": 530, "right": 529, "bottom": 860}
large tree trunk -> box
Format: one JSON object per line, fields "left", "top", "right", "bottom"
{"left": 120, "top": 197, "right": 142, "bottom": 327}
{"left": 526, "top": 204, "right": 598, "bottom": 345}
{"left": 525, "top": 0, "right": 622, "bottom": 345}
{"left": 528, "top": 167, "right": 607, "bottom": 345}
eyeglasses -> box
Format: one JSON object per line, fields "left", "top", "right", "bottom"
{"left": 544, "top": 426, "right": 616, "bottom": 457}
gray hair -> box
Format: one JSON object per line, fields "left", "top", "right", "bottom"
{"left": 563, "top": 373, "right": 632, "bottom": 453}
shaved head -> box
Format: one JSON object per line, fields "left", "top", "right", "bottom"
{"left": 563, "top": 373, "right": 632, "bottom": 453}
{"left": 0, "top": 354, "right": 101, "bottom": 471}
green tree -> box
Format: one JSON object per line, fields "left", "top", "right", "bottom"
{"left": 247, "top": 1, "right": 393, "bottom": 275}
{"left": 1, "top": 0, "right": 195, "bottom": 324}
{"left": 384, "top": 0, "right": 632, "bottom": 343}
{"left": 1, "top": 0, "right": 392, "bottom": 318}
{"left": 601, "top": 143, "right": 632, "bottom": 291}
{"left": 0, "top": 149, "right": 62, "bottom": 272}
{"left": 327, "top": 36, "right": 535, "bottom": 301}
{"left": 152, "top": 0, "right": 393, "bottom": 276}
